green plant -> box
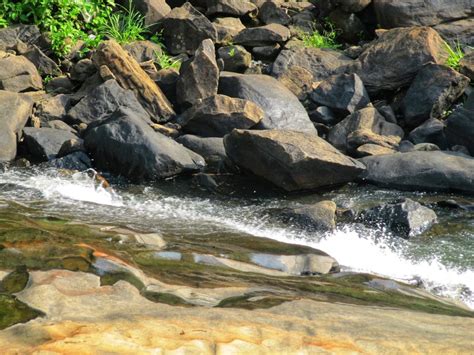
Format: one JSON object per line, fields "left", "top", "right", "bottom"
{"left": 0, "top": 13, "right": 7, "bottom": 28}
{"left": 229, "top": 46, "right": 236, "bottom": 57}
{"left": 301, "top": 24, "right": 341, "bottom": 50}
{"left": 101, "top": 3, "right": 148, "bottom": 45}
{"left": 155, "top": 50, "right": 181, "bottom": 70}
{"left": 444, "top": 41, "right": 465, "bottom": 70}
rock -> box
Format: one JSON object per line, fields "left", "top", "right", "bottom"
{"left": 0, "top": 55, "right": 42, "bottom": 92}
{"left": 272, "top": 47, "right": 354, "bottom": 82}
{"left": 45, "top": 76, "right": 75, "bottom": 95}
{"left": 219, "top": 72, "right": 317, "bottom": 134}
{"left": 176, "top": 39, "right": 219, "bottom": 107}
{"left": 176, "top": 134, "right": 230, "bottom": 171}
{"left": 224, "top": 129, "right": 366, "bottom": 191}
{"left": 123, "top": 40, "right": 163, "bottom": 63}
{"left": 434, "top": 18, "right": 474, "bottom": 47}
{"left": 22, "top": 127, "right": 78, "bottom": 162}
{"left": 92, "top": 40, "right": 175, "bottom": 122}
{"left": 360, "top": 151, "right": 474, "bottom": 194}
{"left": 35, "top": 94, "right": 72, "bottom": 123}
{"left": 0, "top": 91, "right": 33, "bottom": 162}
{"left": 413, "top": 143, "right": 440, "bottom": 152}
{"left": 401, "top": 64, "right": 470, "bottom": 128}
{"left": 445, "top": 105, "right": 474, "bottom": 155}
{"left": 0, "top": 266, "right": 29, "bottom": 294}
{"left": 310, "top": 73, "right": 371, "bottom": 116}
{"left": 44, "top": 120, "right": 76, "bottom": 133}
{"left": 68, "top": 80, "right": 152, "bottom": 125}
{"left": 70, "top": 59, "right": 97, "bottom": 83}
{"left": 23, "top": 45, "right": 61, "bottom": 76}
{"left": 460, "top": 52, "right": 474, "bottom": 80}
{"left": 357, "top": 27, "right": 449, "bottom": 94}
{"left": 206, "top": 0, "right": 257, "bottom": 16}
{"left": 356, "top": 144, "right": 396, "bottom": 157}
{"left": 177, "top": 94, "right": 264, "bottom": 137}
{"left": 217, "top": 45, "right": 251, "bottom": 73}
{"left": 125, "top": 0, "right": 171, "bottom": 25}
{"left": 373, "top": 0, "right": 473, "bottom": 28}
{"left": 309, "top": 106, "right": 338, "bottom": 126}
{"left": 339, "top": 0, "right": 371, "bottom": 13}
{"left": 359, "top": 198, "right": 437, "bottom": 238}
{"left": 259, "top": 1, "right": 291, "bottom": 25}
{"left": 327, "top": 9, "right": 367, "bottom": 43}
{"left": 280, "top": 201, "right": 337, "bottom": 231}
{"left": 233, "top": 24, "right": 290, "bottom": 47}
{"left": 408, "top": 118, "right": 447, "bottom": 149}
{"left": 149, "top": 123, "right": 179, "bottom": 137}
{"left": 0, "top": 25, "right": 47, "bottom": 51}
{"left": 328, "top": 107, "right": 404, "bottom": 153}
{"left": 84, "top": 108, "right": 205, "bottom": 180}
{"left": 252, "top": 44, "right": 281, "bottom": 60}
{"left": 250, "top": 253, "right": 339, "bottom": 275}
{"left": 43, "top": 151, "right": 92, "bottom": 171}
{"left": 162, "top": 3, "right": 217, "bottom": 55}
{"left": 57, "top": 138, "right": 85, "bottom": 158}
{"left": 213, "top": 17, "right": 246, "bottom": 44}
{"left": 277, "top": 66, "right": 314, "bottom": 101}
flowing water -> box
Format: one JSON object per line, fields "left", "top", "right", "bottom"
{"left": 0, "top": 167, "right": 473, "bottom": 308}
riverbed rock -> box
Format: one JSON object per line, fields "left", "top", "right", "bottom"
{"left": 84, "top": 108, "right": 205, "bottom": 180}
{"left": 125, "top": 0, "right": 171, "bottom": 25}
{"left": 213, "top": 17, "right": 246, "bottom": 44}
{"left": 277, "top": 66, "right": 315, "bottom": 101}
{"left": 43, "top": 151, "right": 92, "bottom": 171}
{"left": 224, "top": 129, "right": 366, "bottom": 191}
{"left": 176, "top": 134, "right": 230, "bottom": 171}
{"left": 359, "top": 198, "right": 437, "bottom": 238}
{"left": 0, "top": 91, "right": 33, "bottom": 162}
{"left": 328, "top": 107, "right": 404, "bottom": 154}
{"left": 206, "top": 0, "right": 257, "bottom": 17}
{"left": 401, "top": 64, "right": 470, "bottom": 128}
{"left": 445, "top": 101, "right": 474, "bottom": 155}
{"left": 217, "top": 45, "right": 251, "bottom": 73}
{"left": 219, "top": 72, "right": 317, "bottom": 134}
{"left": 36, "top": 94, "right": 72, "bottom": 123}
{"left": 22, "top": 127, "right": 78, "bottom": 162}
{"left": 0, "top": 55, "right": 42, "bottom": 92}
{"left": 360, "top": 151, "right": 474, "bottom": 194}
{"left": 259, "top": 1, "right": 291, "bottom": 25}
{"left": 92, "top": 40, "right": 175, "bottom": 122}
{"left": 178, "top": 95, "right": 264, "bottom": 137}
{"left": 272, "top": 47, "right": 354, "bottom": 82}
{"left": 0, "top": 25, "right": 47, "bottom": 51}
{"left": 310, "top": 73, "right": 371, "bottom": 116}
{"left": 23, "top": 45, "right": 61, "bottom": 76}
{"left": 233, "top": 24, "right": 290, "bottom": 47}
{"left": 123, "top": 40, "right": 163, "bottom": 63}
{"left": 176, "top": 39, "right": 219, "bottom": 107}
{"left": 408, "top": 118, "right": 447, "bottom": 149}
{"left": 162, "top": 2, "right": 217, "bottom": 55}
{"left": 280, "top": 201, "right": 337, "bottom": 232}
{"left": 357, "top": 27, "right": 449, "bottom": 95}
{"left": 460, "top": 52, "right": 474, "bottom": 81}
{"left": 68, "top": 80, "right": 152, "bottom": 125}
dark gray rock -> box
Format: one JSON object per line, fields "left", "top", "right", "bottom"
{"left": 162, "top": 2, "right": 217, "bottom": 55}
{"left": 206, "top": 0, "right": 257, "bottom": 17}
{"left": 84, "top": 108, "right": 205, "bottom": 180}
{"left": 360, "top": 151, "right": 474, "bottom": 194}
{"left": 217, "top": 45, "right": 251, "bottom": 72}
{"left": 23, "top": 45, "right": 61, "bottom": 76}
{"left": 259, "top": 1, "right": 291, "bottom": 25}
{"left": 434, "top": 18, "right": 474, "bottom": 47}
{"left": 224, "top": 129, "right": 366, "bottom": 191}
{"left": 408, "top": 118, "right": 447, "bottom": 149}
{"left": 359, "top": 198, "right": 437, "bottom": 238}
{"left": 310, "top": 73, "right": 371, "bottom": 116}
{"left": 327, "top": 9, "right": 367, "bottom": 43}
{"left": 176, "top": 39, "right": 219, "bottom": 107}
{"left": 123, "top": 40, "right": 163, "bottom": 63}
{"left": 177, "top": 94, "right": 264, "bottom": 137}
{"left": 70, "top": 59, "right": 97, "bottom": 83}
{"left": 68, "top": 80, "right": 151, "bottom": 125}
{"left": 233, "top": 24, "right": 290, "bottom": 47}
{"left": 42, "top": 151, "right": 92, "bottom": 171}
{"left": 445, "top": 102, "right": 474, "bottom": 155}
{"left": 339, "top": 0, "right": 372, "bottom": 13}
{"left": 401, "top": 64, "right": 470, "bottom": 128}
{"left": 219, "top": 72, "right": 317, "bottom": 134}
{"left": 22, "top": 127, "right": 78, "bottom": 161}
{"left": 0, "top": 91, "right": 33, "bottom": 162}
{"left": 213, "top": 17, "right": 246, "bottom": 44}
{"left": 280, "top": 201, "right": 337, "bottom": 231}
{"left": 0, "top": 25, "right": 47, "bottom": 51}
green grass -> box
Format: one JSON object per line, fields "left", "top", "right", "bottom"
{"left": 0, "top": 14, "right": 7, "bottom": 28}
{"left": 101, "top": 3, "right": 148, "bottom": 45}
{"left": 301, "top": 24, "right": 341, "bottom": 50}
{"left": 155, "top": 50, "right": 181, "bottom": 70}
{"left": 444, "top": 41, "right": 464, "bottom": 70}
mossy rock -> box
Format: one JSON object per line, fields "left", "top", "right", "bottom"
{"left": 0, "top": 294, "right": 43, "bottom": 330}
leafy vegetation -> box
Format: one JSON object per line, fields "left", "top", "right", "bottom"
{"left": 444, "top": 41, "right": 465, "bottom": 70}
{"left": 101, "top": 2, "right": 149, "bottom": 45}
{"left": 0, "top": 14, "right": 7, "bottom": 28}
{"left": 155, "top": 50, "right": 181, "bottom": 71}
{"left": 301, "top": 24, "right": 341, "bottom": 50}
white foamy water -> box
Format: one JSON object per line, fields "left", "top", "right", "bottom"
{"left": 0, "top": 168, "right": 473, "bottom": 309}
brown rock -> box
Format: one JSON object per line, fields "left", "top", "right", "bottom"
{"left": 0, "top": 55, "right": 42, "bottom": 92}
{"left": 92, "top": 40, "right": 175, "bottom": 122}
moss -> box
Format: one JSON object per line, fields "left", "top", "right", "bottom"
{"left": 142, "top": 291, "right": 193, "bottom": 307}
{"left": 100, "top": 272, "right": 145, "bottom": 291}
{"left": 0, "top": 294, "right": 43, "bottom": 330}
{"left": 0, "top": 266, "right": 29, "bottom": 294}
{"left": 217, "top": 293, "right": 290, "bottom": 310}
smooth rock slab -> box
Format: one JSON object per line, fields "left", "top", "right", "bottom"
{"left": 360, "top": 151, "right": 474, "bottom": 194}
{"left": 224, "top": 129, "right": 365, "bottom": 191}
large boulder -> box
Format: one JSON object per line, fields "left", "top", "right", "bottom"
{"left": 176, "top": 39, "right": 219, "bottom": 107}
{"left": 176, "top": 134, "right": 231, "bottom": 171}
{"left": 22, "top": 128, "right": 78, "bottom": 162}
{"left": 272, "top": 47, "right": 354, "bottom": 82}
{"left": 328, "top": 107, "right": 404, "bottom": 154}
{"left": 219, "top": 72, "right": 317, "bottom": 134}
{"left": 162, "top": 2, "right": 217, "bottom": 55}
{"left": 0, "top": 25, "right": 46, "bottom": 51}
{"left": 373, "top": 0, "right": 473, "bottom": 28}
{"left": 400, "top": 63, "right": 470, "bottom": 129}
{"left": 233, "top": 24, "right": 290, "bottom": 47}
{"left": 68, "top": 80, "right": 152, "bottom": 125}
{"left": 357, "top": 27, "right": 449, "bottom": 94}
{"left": 434, "top": 18, "right": 474, "bottom": 47}
{"left": 224, "top": 129, "right": 366, "bottom": 191}
{"left": 206, "top": 0, "right": 257, "bottom": 17}
{"left": 0, "top": 55, "right": 42, "bottom": 92}
{"left": 177, "top": 94, "right": 264, "bottom": 137}
{"left": 84, "top": 109, "right": 205, "bottom": 180}
{"left": 0, "top": 91, "right": 33, "bottom": 162}
{"left": 408, "top": 118, "right": 448, "bottom": 150}
{"left": 360, "top": 151, "right": 474, "bottom": 194}
{"left": 359, "top": 198, "right": 437, "bottom": 238}
{"left": 92, "top": 40, "right": 175, "bottom": 122}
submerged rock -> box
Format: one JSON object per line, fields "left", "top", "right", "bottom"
{"left": 224, "top": 129, "right": 365, "bottom": 191}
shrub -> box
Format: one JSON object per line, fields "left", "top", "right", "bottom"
{"left": 301, "top": 24, "right": 341, "bottom": 50}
